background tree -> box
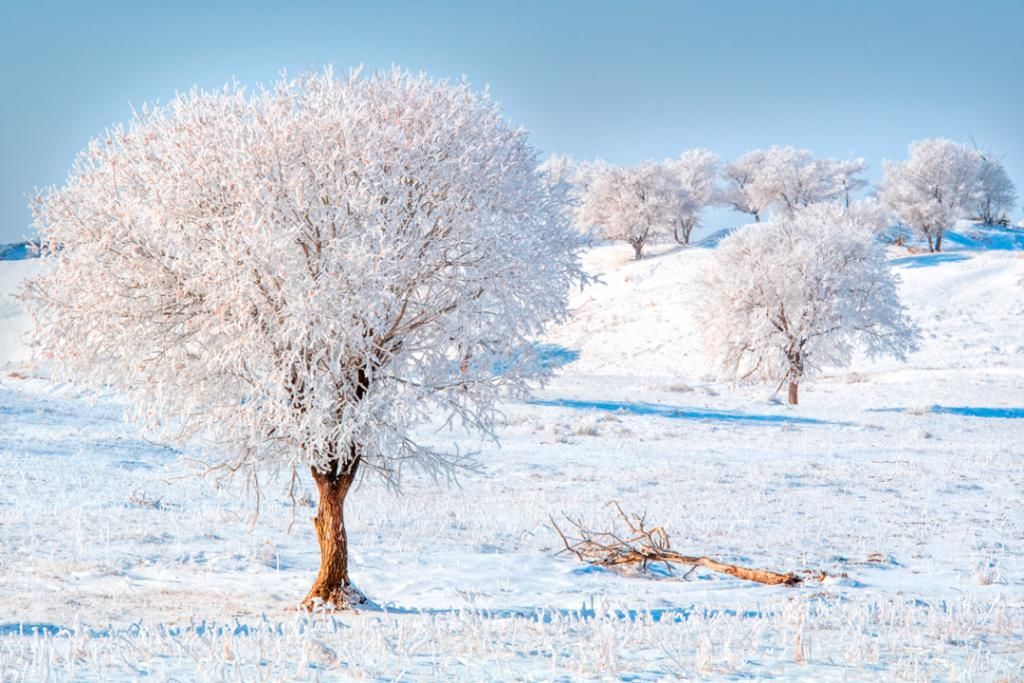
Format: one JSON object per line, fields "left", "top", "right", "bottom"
{"left": 21, "top": 68, "right": 586, "bottom": 609}
{"left": 720, "top": 149, "right": 771, "bottom": 222}
{"left": 758, "top": 146, "right": 840, "bottom": 214}
{"left": 668, "top": 148, "right": 719, "bottom": 245}
{"left": 692, "top": 203, "right": 917, "bottom": 405}
{"left": 825, "top": 157, "right": 869, "bottom": 208}
{"left": 878, "top": 138, "right": 984, "bottom": 252}
{"left": 720, "top": 147, "right": 865, "bottom": 222}
{"left": 579, "top": 161, "right": 678, "bottom": 259}
{"left": 971, "top": 153, "right": 1016, "bottom": 226}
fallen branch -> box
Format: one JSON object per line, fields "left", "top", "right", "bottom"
{"left": 550, "top": 501, "right": 816, "bottom": 586}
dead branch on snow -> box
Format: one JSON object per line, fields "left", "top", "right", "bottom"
{"left": 550, "top": 501, "right": 819, "bottom": 586}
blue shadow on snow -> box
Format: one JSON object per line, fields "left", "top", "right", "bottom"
{"left": 931, "top": 405, "right": 1024, "bottom": 419}
{"left": 871, "top": 405, "right": 1024, "bottom": 419}
{"left": 527, "top": 398, "right": 834, "bottom": 426}
{"left": 889, "top": 253, "right": 970, "bottom": 269}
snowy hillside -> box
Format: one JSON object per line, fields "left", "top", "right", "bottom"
{"left": 2, "top": 235, "right": 1024, "bottom": 679}
{"left": 548, "top": 228, "right": 1024, "bottom": 384}
{"left": 0, "top": 258, "right": 38, "bottom": 367}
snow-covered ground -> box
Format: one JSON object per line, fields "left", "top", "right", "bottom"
{"left": 2, "top": 230, "right": 1023, "bottom": 680}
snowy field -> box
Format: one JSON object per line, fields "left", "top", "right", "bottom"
{"left": 2, "top": 230, "right": 1024, "bottom": 680}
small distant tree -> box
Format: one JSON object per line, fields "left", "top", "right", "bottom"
{"left": 825, "top": 157, "right": 869, "bottom": 208}
{"left": 579, "top": 161, "right": 678, "bottom": 259}
{"left": 721, "top": 149, "right": 771, "bottom": 222}
{"left": 693, "top": 203, "right": 918, "bottom": 405}
{"left": 759, "top": 146, "right": 842, "bottom": 214}
{"left": 21, "top": 68, "right": 586, "bottom": 609}
{"left": 972, "top": 153, "right": 1016, "bottom": 226}
{"left": 878, "top": 138, "right": 984, "bottom": 252}
{"left": 668, "top": 148, "right": 719, "bottom": 245}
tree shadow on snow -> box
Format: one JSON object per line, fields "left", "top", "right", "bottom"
{"left": 872, "top": 405, "right": 1024, "bottom": 419}
{"left": 527, "top": 398, "right": 839, "bottom": 426}
{"left": 889, "top": 253, "right": 970, "bottom": 269}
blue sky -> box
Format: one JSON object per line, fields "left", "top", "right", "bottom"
{"left": 1, "top": 0, "right": 1021, "bottom": 243}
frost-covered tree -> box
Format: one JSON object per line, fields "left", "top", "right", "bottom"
{"left": 693, "top": 203, "right": 917, "bottom": 405}
{"left": 21, "top": 68, "right": 586, "bottom": 609}
{"left": 825, "top": 157, "right": 869, "bottom": 208}
{"left": 878, "top": 138, "right": 984, "bottom": 252}
{"left": 579, "top": 161, "right": 679, "bottom": 259}
{"left": 721, "top": 147, "right": 863, "bottom": 221}
{"left": 668, "top": 148, "right": 719, "bottom": 245}
{"left": 972, "top": 153, "right": 1016, "bottom": 226}
{"left": 721, "top": 149, "right": 771, "bottom": 222}
{"left": 760, "top": 147, "right": 843, "bottom": 214}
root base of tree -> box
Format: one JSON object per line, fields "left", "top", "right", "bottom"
{"left": 301, "top": 582, "right": 369, "bottom": 612}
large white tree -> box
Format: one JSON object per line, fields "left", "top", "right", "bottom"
{"left": 667, "top": 148, "right": 719, "bottom": 245}
{"left": 578, "top": 161, "right": 680, "bottom": 259}
{"left": 21, "top": 68, "right": 586, "bottom": 609}
{"left": 878, "top": 138, "right": 984, "bottom": 252}
{"left": 693, "top": 203, "right": 917, "bottom": 405}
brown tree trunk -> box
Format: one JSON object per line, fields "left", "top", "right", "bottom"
{"left": 934, "top": 230, "right": 943, "bottom": 252}
{"left": 302, "top": 458, "right": 360, "bottom": 610}
{"left": 788, "top": 382, "right": 799, "bottom": 405}
{"left": 633, "top": 241, "right": 644, "bottom": 260}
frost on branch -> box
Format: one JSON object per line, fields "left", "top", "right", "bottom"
{"left": 20, "top": 67, "right": 587, "bottom": 608}
{"left": 692, "top": 204, "right": 918, "bottom": 405}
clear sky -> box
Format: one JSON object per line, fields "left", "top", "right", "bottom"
{"left": 2, "top": 0, "right": 1021, "bottom": 243}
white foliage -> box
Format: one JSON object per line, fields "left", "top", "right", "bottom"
{"left": 693, "top": 204, "right": 918, "bottom": 397}
{"left": 537, "top": 153, "right": 577, "bottom": 191}
{"left": 878, "top": 138, "right": 985, "bottom": 251}
{"left": 21, "top": 67, "right": 587, "bottom": 484}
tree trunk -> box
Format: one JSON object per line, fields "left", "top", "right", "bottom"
{"left": 303, "top": 459, "right": 360, "bottom": 610}
{"left": 633, "top": 242, "right": 644, "bottom": 260}
{"left": 926, "top": 232, "right": 935, "bottom": 252}
{"left": 673, "top": 223, "right": 692, "bottom": 245}
{"left": 753, "top": 212, "right": 760, "bottom": 223}
{"left": 787, "top": 382, "right": 799, "bottom": 405}
{"left": 934, "top": 230, "right": 943, "bottom": 252}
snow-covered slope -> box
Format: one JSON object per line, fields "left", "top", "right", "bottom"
{"left": 0, "top": 258, "right": 38, "bottom": 367}
{"left": 2, "top": 235, "right": 1023, "bottom": 679}
{"left": 547, "top": 231, "right": 1024, "bottom": 385}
